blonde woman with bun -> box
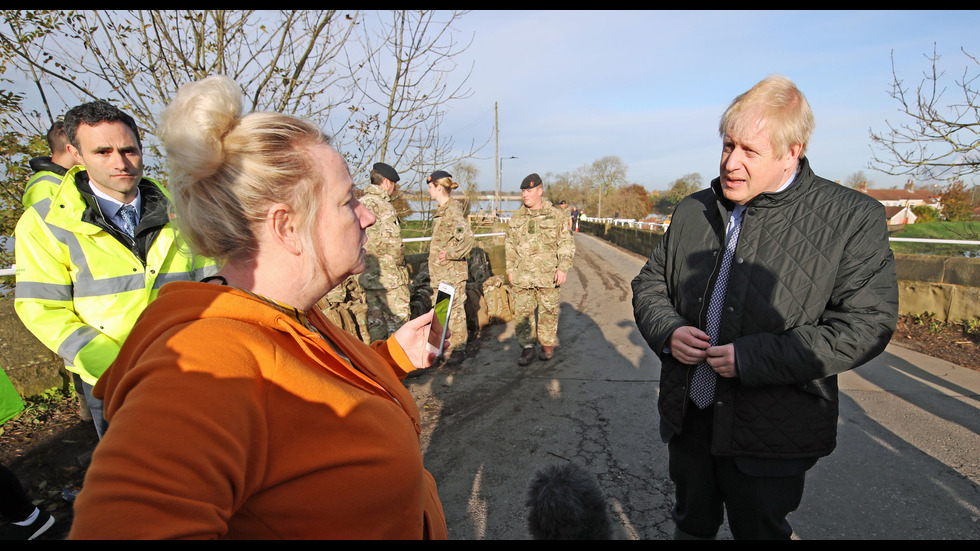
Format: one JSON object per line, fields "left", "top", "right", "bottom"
{"left": 69, "top": 75, "right": 448, "bottom": 540}
{"left": 426, "top": 170, "right": 475, "bottom": 365}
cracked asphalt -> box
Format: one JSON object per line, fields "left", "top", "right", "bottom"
{"left": 404, "top": 232, "right": 980, "bottom": 540}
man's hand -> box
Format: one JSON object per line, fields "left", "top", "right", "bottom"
{"left": 669, "top": 326, "right": 710, "bottom": 365}
{"left": 554, "top": 270, "right": 566, "bottom": 286}
{"left": 705, "top": 343, "right": 738, "bottom": 378}
{"left": 669, "top": 327, "right": 739, "bottom": 377}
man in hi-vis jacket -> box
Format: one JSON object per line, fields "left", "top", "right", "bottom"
{"left": 15, "top": 100, "right": 213, "bottom": 438}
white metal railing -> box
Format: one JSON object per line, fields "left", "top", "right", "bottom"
{"left": 889, "top": 238, "right": 980, "bottom": 245}
{"left": 0, "top": 232, "right": 510, "bottom": 276}
{"left": 2, "top": 235, "right": 977, "bottom": 278}
{"left": 403, "top": 232, "right": 505, "bottom": 243}
{"left": 583, "top": 218, "right": 980, "bottom": 243}
{"left": 584, "top": 217, "right": 669, "bottom": 230}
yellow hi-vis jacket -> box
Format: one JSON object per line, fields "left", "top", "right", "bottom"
{"left": 14, "top": 166, "right": 216, "bottom": 385}
{"left": 23, "top": 156, "right": 70, "bottom": 208}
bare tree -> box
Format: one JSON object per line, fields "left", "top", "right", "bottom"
{"left": 452, "top": 160, "right": 480, "bottom": 216}
{"left": 542, "top": 157, "right": 632, "bottom": 217}
{"left": 347, "top": 10, "right": 487, "bottom": 191}
{"left": 584, "top": 155, "right": 629, "bottom": 218}
{"left": 0, "top": 10, "right": 87, "bottom": 136}
{"left": 0, "top": 11, "right": 361, "bottom": 161}
{"left": 0, "top": 10, "right": 485, "bottom": 185}
{"left": 869, "top": 43, "right": 980, "bottom": 183}
{"left": 843, "top": 170, "right": 873, "bottom": 189}
{"left": 544, "top": 171, "right": 585, "bottom": 207}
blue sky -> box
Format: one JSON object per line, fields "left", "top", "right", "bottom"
{"left": 439, "top": 10, "right": 980, "bottom": 194}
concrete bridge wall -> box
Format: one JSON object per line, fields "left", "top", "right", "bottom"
{"left": 578, "top": 219, "right": 980, "bottom": 325}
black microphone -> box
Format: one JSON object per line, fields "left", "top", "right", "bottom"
{"left": 526, "top": 462, "right": 612, "bottom": 539}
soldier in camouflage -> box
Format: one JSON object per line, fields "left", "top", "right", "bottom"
{"left": 316, "top": 275, "right": 372, "bottom": 344}
{"left": 506, "top": 173, "right": 575, "bottom": 366}
{"left": 358, "top": 162, "right": 412, "bottom": 342}
{"left": 427, "top": 170, "right": 475, "bottom": 365}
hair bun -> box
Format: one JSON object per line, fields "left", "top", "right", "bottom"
{"left": 158, "top": 75, "right": 244, "bottom": 182}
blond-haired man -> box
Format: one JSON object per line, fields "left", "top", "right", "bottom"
{"left": 632, "top": 75, "right": 898, "bottom": 539}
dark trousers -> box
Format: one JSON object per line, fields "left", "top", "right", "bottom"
{"left": 667, "top": 400, "right": 809, "bottom": 539}
{"left": 0, "top": 464, "right": 34, "bottom": 523}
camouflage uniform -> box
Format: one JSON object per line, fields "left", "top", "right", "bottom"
{"left": 358, "top": 183, "right": 412, "bottom": 342}
{"left": 428, "top": 198, "right": 475, "bottom": 354}
{"left": 506, "top": 200, "right": 575, "bottom": 348}
{"left": 316, "top": 275, "right": 372, "bottom": 344}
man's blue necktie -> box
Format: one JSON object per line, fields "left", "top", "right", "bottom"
{"left": 690, "top": 211, "right": 743, "bottom": 409}
{"left": 118, "top": 204, "right": 137, "bottom": 239}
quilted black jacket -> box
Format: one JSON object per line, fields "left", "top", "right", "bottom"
{"left": 632, "top": 157, "right": 898, "bottom": 459}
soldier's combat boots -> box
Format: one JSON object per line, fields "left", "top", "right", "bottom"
{"left": 518, "top": 346, "right": 536, "bottom": 366}
{"left": 538, "top": 345, "right": 555, "bottom": 361}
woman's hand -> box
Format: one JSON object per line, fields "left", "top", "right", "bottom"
{"left": 392, "top": 309, "right": 449, "bottom": 370}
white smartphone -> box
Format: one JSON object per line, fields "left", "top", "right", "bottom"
{"left": 426, "top": 282, "right": 456, "bottom": 357}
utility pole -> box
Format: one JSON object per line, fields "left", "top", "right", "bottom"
{"left": 598, "top": 180, "right": 603, "bottom": 219}
{"left": 493, "top": 103, "right": 517, "bottom": 218}
{"left": 494, "top": 102, "right": 499, "bottom": 216}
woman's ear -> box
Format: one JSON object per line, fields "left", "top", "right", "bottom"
{"left": 266, "top": 202, "right": 303, "bottom": 255}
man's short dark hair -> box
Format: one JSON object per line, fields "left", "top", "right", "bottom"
{"left": 46, "top": 121, "right": 69, "bottom": 153}
{"left": 64, "top": 100, "right": 142, "bottom": 150}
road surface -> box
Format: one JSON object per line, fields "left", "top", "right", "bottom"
{"left": 404, "top": 232, "right": 980, "bottom": 540}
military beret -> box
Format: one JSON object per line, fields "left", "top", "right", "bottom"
{"left": 521, "top": 173, "right": 542, "bottom": 189}
{"left": 427, "top": 170, "right": 452, "bottom": 183}
{"left": 372, "top": 162, "right": 400, "bottom": 182}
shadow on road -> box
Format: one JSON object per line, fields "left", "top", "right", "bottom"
{"left": 405, "top": 294, "right": 671, "bottom": 539}
{"left": 794, "top": 348, "right": 980, "bottom": 539}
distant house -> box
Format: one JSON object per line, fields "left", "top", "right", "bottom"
{"left": 857, "top": 180, "right": 941, "bottom": 227}
{"left": 883, "top": 205, "right": 917, "bottom": 226}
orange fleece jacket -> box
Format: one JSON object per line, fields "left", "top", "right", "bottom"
{"left": 69, "top": 282, "right": 447, "bottom": 539}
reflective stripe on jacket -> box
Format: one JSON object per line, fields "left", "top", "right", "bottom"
{"left": 14, "top": 165, "right": 215, "bottom": 385}
{"left": 23, "top": 157, "right": 70, "bottom": 208}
